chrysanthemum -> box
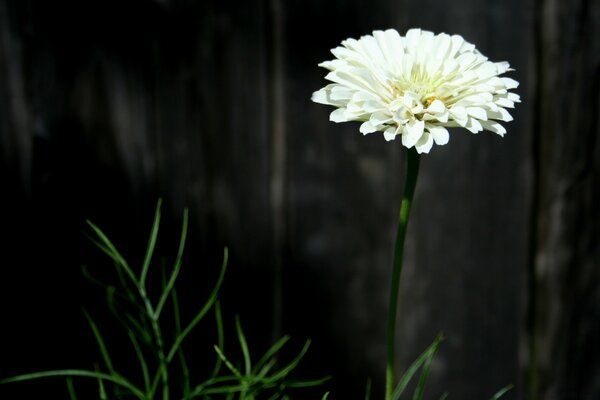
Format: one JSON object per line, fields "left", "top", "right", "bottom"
{"left": 312, "top": 28, "right": 520, "bottom": 153}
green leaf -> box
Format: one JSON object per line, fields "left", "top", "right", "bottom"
{"left": 439, "top": 392, "right": 449, "bottom": 400}
{"left": 94, "top": 365, "right": 108, "bottom": 400}
{"left": 126, "top": 329, "right": 150, "bottom": 393}
{"left": 185, "top": 375, "right": 241, "bottom": 398}
{"left": 210, "top": 301, "right": 225, "bottom": 379}
{"left": 365, "top": 377, "right": 372, "bottom": 400}
{"left": 253, "top": 335, "right": 291, "bottom": 375}
{"left": 105, "top": 286, "right": 150, "bottom": 345}
{"left": 413, "top": 332, "right": 442, "bottom": 400}
{"left": 213, "top": 345, "right": 242, "bottom": 378}
{"left": 149, "top": 363, "right": 166, "bottom": 396}
{"left": 155, "top": 208, "right": 189, "bottom": 319}
{"left": 83, "top": 310, "right": 115, "bottom": 375}
{"left": 140, "top": 199, "right": 162, "bottom": 290}
{"left": 264, "top": 340, "right": 311, "bottom": 383}
{"left": 391, "top": 333, "right": 443, "bottom": 400}
{"left": 0, "top": 370, "right": 145, "bottom": 400}
{"left": 172, "top": 287, "right": 191, "bottom": 396}
{"left": 66, "top": 377, "right": 77, "bottom": 400}
{"left": 167, "top": 247, "right": 228, "bottom": 362}
{"left": 322, "top": 392, "right": 330, "bottom": 400}
{"left": 490, "top": 384, "right": 514, "bottom": 400}
{"left": 255, "top": 358, "right": 277, "bottom": 379}
{"left": 235, "top": 316, "right": 252, "bottom": 376}
{"left": 283, "top": 376, "right": 331, "bottom": 388}
{"left": 86, "top": 220, "right": 138, "bottom": 287}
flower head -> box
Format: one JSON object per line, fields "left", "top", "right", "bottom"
{"left": 312, "top": 28, "right": 520, "bottom": 153}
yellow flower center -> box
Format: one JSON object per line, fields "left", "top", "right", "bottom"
{"left": 423, "top": 96, "right": 438, "bottom": 108}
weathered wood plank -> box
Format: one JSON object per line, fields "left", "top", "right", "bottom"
{"left": 0, "top": 0, "right": 598, "bottom": 399}
{"left": 527, "top": 0, "right": 600, "bottom": 398}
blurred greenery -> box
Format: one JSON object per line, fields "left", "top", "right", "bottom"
{"left": 0, "top": 200, "right": 328, "bottom": 399}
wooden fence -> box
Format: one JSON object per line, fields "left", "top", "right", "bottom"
{"left": 0, "top": 0, "right": 598, "bottom": 398}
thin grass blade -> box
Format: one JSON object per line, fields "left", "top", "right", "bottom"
{"left": 126, "top": 329, "right": 150, "bottom": 393}
{"left": 185, "top": 375, "right": 242, "bottom": 399}
{"left": 283, "top": 376, "right": 331, "bottom": 388}
{"left": 490, "top": 384, "right": 514, "bottom": 400}
{"left": 210, "top": 301, "right": 225, "bottom": 379}
{"left": 235, "top": 316, "right": 252, "bottom": 376}
{"left": 155, "top": 209, "right": 189, "bottom": 319}
{"left": 148, "top": 364, "right": 167, "bottom": 399}
{"left": 66, "top": 377, "right": 77, "bottom": 400}
{"left": 86, "top": 221, "right": 138, "bottom": 286}
{"left": 253, "top": 335, "right": 291, "bottom": 374}
{"left": 213, "top": 345, "right": 242, "bottom": 378}
{"left": 167, "top": 247, "right": 228, "bottom": 362}
{"left": 83, "top": 310, "right": 115, "bottom": 375}
{"left": 412, "top": 332, "right": 443, "bottom": 400}
{"left": 0, "top": 370, "right": 144, "bottom": 400}
{"left": 255, "top": 359, "right": 277, "bottom": 379}
{"left": 172, "top": 287, "right": 190, "bottom": 395}
{"left": 391, "top": 334, "right": 443, "bottom": 400}
{"left": 94, "top": 365, "right": 108, "bottom": 400}
{"left": 140, "top": 199, "right": 162, "bottom": 290}
{"left": 264, "top": 340, "right": 311, "bottom": 383}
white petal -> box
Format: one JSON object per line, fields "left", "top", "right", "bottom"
{"left": 495, "top": 61, "right": 510, "bottom": 74}
{"left": 465, "top": 117, "right": 483, "bottom": 133}
{"left": 405, "top": 29, "right": 422, "bottom": 54}
{"left": 507, "top": 93, "right": 521, "bottom": 102}
{"left": 415, "top": 131, "right": 434, "bottom": 153}
{"left": 488, "top": 107, "right": 513, "bottom": 122}
{"left": 501, "top": 77, "right": 519, "bottom": 89}
{"left": 449, "top": 106, "right": 468, "bottom": 126}
{"left": 383, "top": 126, "right": 397, "bottom": 141}
{"left": 426, "top": 99, "right": 446, "bottom": 114}
{"left": 433, "top": 33, "right": 451, "bottom": 60}
{"left": 330, "top": 87, "right": 354, "bottom": 101}
{"left": 359, "top": 121, "right": 377, "bottom": 134}
{"left": 330, "top": 108, "right": 348, "bottom": 122}
{"left": 466, "top": 107, "right": 488, "bottom": 121}
{"left": 481, "top": 120, "right": 507, "bottom": 136}
{"left": 351, "top": 91, "right": 379, "bottom": 102}
{"left": 495, "top": 97, "right": 515, "bottom": 108}
{"left": 370, "top": 111, "right": 393, "bottom": 125}
{"left": 401, "top": 120, "right": 424, "bottom": 147}
{"left": 311, "top": 89, "right": 330, "bottom": 104}
{"left": 363, "top": 100, "right": 386, "bottom": 112}
{"left": 428, "top": 126, "right": 449, "bottom": 145}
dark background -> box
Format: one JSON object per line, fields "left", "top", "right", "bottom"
{"left": 0, "top": 0, "right": 598, "bottom": 399}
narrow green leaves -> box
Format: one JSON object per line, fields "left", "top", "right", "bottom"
{"left": 140, "top": 199, "right": 162, "bottom": 290}
{"left": 83, "top": 310, "right": 116, "bottom": 376}
{"left": 392, "top": 333, "right": 443, "bottom": 400}
{"left": 1, "top": 203, "right": 324, "bottom": 400}
{"left": 166, "top": 247, "right": 228, "bottom": 362}
{"left": 0, "top": 370, "right": 145, "bottom": 399}
{"left": 490, "top": 384, "right": 514, "bottom": 400}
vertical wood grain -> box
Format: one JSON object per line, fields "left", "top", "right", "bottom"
{"left": 0, "top": 0, "right": 598, "bottom": 399}
{"left": 527, "top": 0, "right": 600, "bottom": 398}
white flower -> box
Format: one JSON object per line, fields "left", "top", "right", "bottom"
{"left": 312, "top": 28, "right": 520, "bottom": 153}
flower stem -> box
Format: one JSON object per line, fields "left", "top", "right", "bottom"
{"left": 385, "top": 147, "right": 421, "bottom": 400}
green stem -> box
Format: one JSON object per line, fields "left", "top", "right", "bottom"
{"left": 385, "top": 148, "right": 421, "bottom": 400}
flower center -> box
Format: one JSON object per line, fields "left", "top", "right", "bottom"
{"left": 390, "top": 78, "right": 439, "bottom": 109}
{"left": 423, "top": 96, "right": 438, "bottom": 108}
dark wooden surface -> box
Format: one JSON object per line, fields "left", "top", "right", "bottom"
{"left": 0, "top": 0, "right": 598, "bottom": 399}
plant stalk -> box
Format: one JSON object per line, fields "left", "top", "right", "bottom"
{"left": 385, "top": 148, "right": 421, "bottom": 400}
